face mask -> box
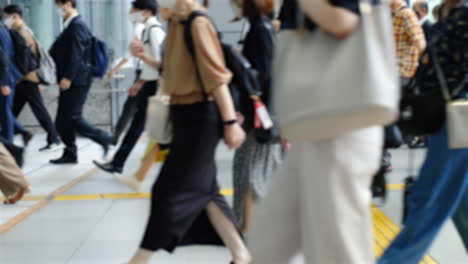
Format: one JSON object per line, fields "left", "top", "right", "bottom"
{"left": 130, "top": 13, "right": 138, "bottom": 24}
{"left": 230, "top": 1, "right": 243, "bottom": 19}
{"left": 3, "top": 17, "right": 14, "bottom": 29}
{"left": 130, "top": 12, "right": 146, "bottom": 24}
{"left": 158, "top": 0, "right": 176, "bottom": 8}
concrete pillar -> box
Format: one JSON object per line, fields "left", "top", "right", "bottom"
{"left": 29, "top": 0, "right": 56, "bottom": 49}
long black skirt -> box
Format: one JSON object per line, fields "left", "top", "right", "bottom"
{"left": 141, "top": 102, "right": 239, "bottom": 252}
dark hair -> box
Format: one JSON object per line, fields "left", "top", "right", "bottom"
{"left": 4, "top": 4, "right": 23, "bottom": 17}
{"left": 132, "top": 0, "right": 158, "bottom": 15}
{"left": 416, "top": 1, "right": 429, "bottom": 12}
{"left": 432, "top": 4, "right": 441, "bottom": 19}
{"left": 55, "top": 0, "right": 77, "bottom": 8}
{"left": 243, "top": 0, "right": 274, "bottom": 18}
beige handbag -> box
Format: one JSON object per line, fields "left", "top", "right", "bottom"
{"left": 273, "top": 0, "right": 400, "bottom": 141}
{"left": 447, "top": 99, "right": 468, "bottom": 149}
{"left": 145, "top": 80, "right": 172, "bottom": 144}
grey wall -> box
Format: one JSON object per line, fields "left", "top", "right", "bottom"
{"left": 5, "top": 0, "right": 244, "bottom": 132}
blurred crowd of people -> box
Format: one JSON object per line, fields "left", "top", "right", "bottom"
{"left": 1, "top": 0, "right": 468, "bottom": 264}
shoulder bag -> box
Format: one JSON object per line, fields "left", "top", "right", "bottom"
{"left": 145, "top": 79, "right": 172, "bottom": 144}
{"left": 273, "top": 0, "right": 399, "bottom": 141}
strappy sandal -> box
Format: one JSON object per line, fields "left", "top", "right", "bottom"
{"left": 4, "top": 185, "right": 31, "bottom": 205}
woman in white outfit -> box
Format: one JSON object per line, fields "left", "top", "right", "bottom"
{"left": 248, "top": 0, "right": 383, "bottom": 263}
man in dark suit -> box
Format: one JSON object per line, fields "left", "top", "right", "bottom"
{"left": 0, "top": 12, "right": 31, "bottom": 145}
{"left": 0, "top": 45, "right": 24, "bottom": 167}
{"left": 413, "top": 0, "right": 433, "bottom": 40}
{"left": 49, "top": 0, "right": 111, "bottom": 164}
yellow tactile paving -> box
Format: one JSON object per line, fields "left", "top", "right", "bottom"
{"left": 372, "top": 206, "right": 438, "bottom": 264}
{"left": 387, "top": 184, "right": 405, "bottom": 190}
{"left": 1, "top": 188, "right": 438, "bottom": 263}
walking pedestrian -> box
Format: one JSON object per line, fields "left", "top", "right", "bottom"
{"left": 94, "top": 0, "right": 166, "bottom": 174}
{"left": 3, "top": 4, "right": 61, "bottom": 152}
{"left": 127, "top": 1, "right": 251, "bottom": 263}
{"left": 230, "top": 0, "right": 283, "bottom": 235}
{"left": 379, "top": 0, "right": 468, "bottom": 263}
{"left": 49, "top": 0, "right": 112, "bottom": 164}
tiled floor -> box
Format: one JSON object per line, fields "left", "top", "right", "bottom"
{"left": 0, "top": 134, "right": 467, "bottom": 263}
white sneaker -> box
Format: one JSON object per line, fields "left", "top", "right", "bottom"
{"left": 115, "top": 174, "right": 144, "bottom": 192}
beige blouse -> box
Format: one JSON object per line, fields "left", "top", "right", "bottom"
{"left": 162, "top": 5, "right": 232, "bottom": 104}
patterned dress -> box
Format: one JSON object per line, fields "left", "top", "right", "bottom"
{"left": 233, "top": 133, "right": 283, "bottom": 226}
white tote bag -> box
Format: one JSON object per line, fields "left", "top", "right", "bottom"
{"left": 145, "top": 81, "right": 172, "bottom": 144}
{"left": 273, "top": 1, "right": 400, "bottom": 141}
{"left": 447, "top": 100, "right": 468, "bottom": 149}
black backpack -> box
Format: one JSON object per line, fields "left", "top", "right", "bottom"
{"left": 8, "top": 29, "right": 38, "bottom": 75}
{"left": 183, "top": 11, "right": 262, "bottom": 127}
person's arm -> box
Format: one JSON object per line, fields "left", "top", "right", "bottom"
{"left": 297, "top": 0, "right": 360, "bottom": 39}
{"left": 60, "top": 24, "right": 88, "bottom": 90}
{"left": 107, "top": 57, "right": 129, "bottom": 79}
{"left": 19, "top": 29, "right": 37, "bottom": 55}
{"left": 128, "top": 79, "right": 145, "bottom": 96}
{"left": 131, "top": 39, "right": 160, "bottom": 70}
{"left": 0, "top": 30, "right": 10, "bottom": 87}
{"left": 404, "top": 10, "right": 427, "bottom": 52}
{"left": 192, "top": 17, "right": 246, "bottom": 149}
{"left": 212, "top": 84, "right": 246, "bottom": 149}
{"left": 0, "top": 46, "right": 10, "bottom": 96}
{"left": 131, "top": 27, "right": 164, "bottom": 70}
{"left": 0, "top": 47, "right": 7, "bottom": 85}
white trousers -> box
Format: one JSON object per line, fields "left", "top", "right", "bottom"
{"left": 249, "top": 127, "right": 383, "bottom": 264}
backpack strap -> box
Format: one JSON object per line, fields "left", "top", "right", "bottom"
{"left": 143, "top": 24, "right": 161, "bottom": 45}
{"left": 182, "top": 11, "right": 211, "bottom": 101}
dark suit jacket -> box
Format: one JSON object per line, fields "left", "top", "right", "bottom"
{"left": 0, "top": 25, "right": 22, "bottom": 86}
{"left": 0, "top": 47, "right": 8, "bottom": 85}
{"left": 50, "top": 16, "right": 93, "bottom": 87}
{"left": 422, "top": 20, "right": 433, "bottom": 43}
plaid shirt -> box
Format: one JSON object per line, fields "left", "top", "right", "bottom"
{"left": 393, "top": 6, "right": 425, "bottom": 78}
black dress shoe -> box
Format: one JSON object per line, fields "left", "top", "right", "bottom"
{"left": 5, "top": 143, "right": 24, "bottom": 168}
{"left": 39, "top": 142, "right": 63, "bottom": 152}
{"left": 93, "top": 160, "right": 122, "bottom": 174}
{"left": 100, "top": 137, "right": 112, "bottom": 158}
{"left": 111, "top": 136, "right": 118, "bottom": 146}
{"left": 22, "top": 131, "right": 33, "bottom": 147}
{"left": 50, "top": 153, "right": 78, "bottom": 164}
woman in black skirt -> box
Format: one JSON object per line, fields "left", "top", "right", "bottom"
{"left": 128, "top": 1, "right": 251, "bottom": 264}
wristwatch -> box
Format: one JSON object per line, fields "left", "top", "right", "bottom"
{"left": 223, "top": 119, "right": 238, "bottom": 126}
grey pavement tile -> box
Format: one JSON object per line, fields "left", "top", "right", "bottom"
{"left": 0, "top": 218, "right": 99, "bottom": 243}
{"left": 0, "top": 241, "right": 80, "bottom": 264}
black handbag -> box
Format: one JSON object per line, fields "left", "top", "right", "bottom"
{"left": 398, "top": 82, "right": 446, "bottom": 135}
{"left": 397, "top": 29, "right": 447, "bottom": 135}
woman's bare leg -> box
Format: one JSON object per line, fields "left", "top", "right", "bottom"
{"left": 206, "top": 201, "right": 251, "bottom": 264}
{"left": 136, "top": 144, "right": 160, "bottom": 182}
{"left": 240, "top": 190, "right": 254, "bottom": 235}
{"left": 128, "top": 248, "right": 154, "bottom": 264}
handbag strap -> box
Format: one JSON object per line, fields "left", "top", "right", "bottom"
{"left": 182, "top": 11, "right": 222, "bottom": 102}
